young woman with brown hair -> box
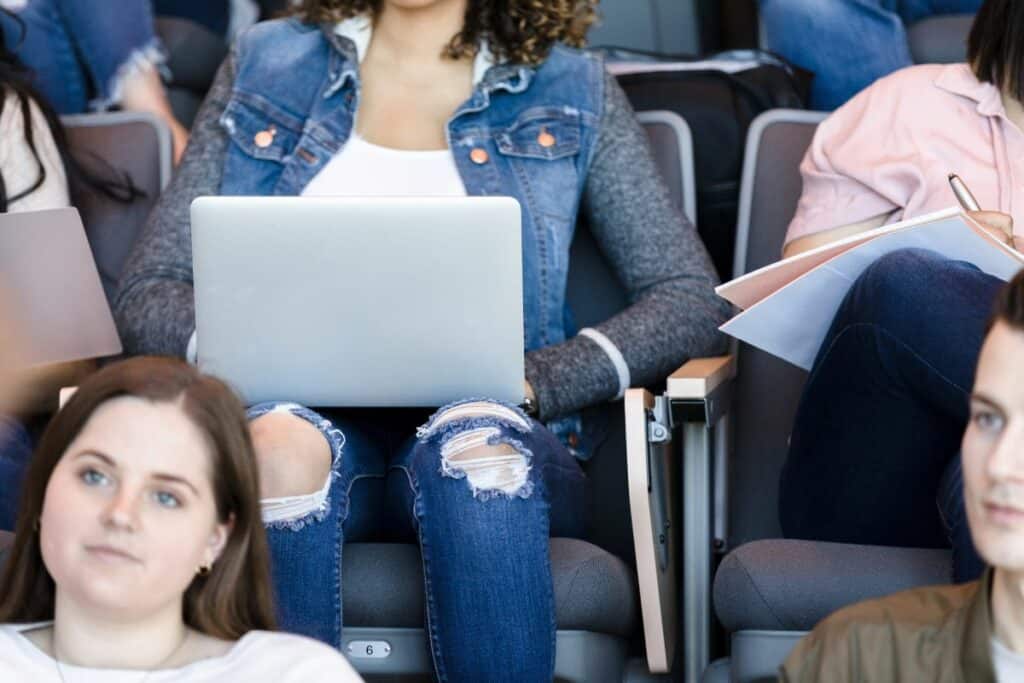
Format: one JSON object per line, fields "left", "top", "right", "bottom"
{"left": 0, "top": 357, "right": 362, "bottom": 681}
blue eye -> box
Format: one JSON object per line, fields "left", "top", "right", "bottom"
{"left": 154, "top": 491, "right": 182, "bottom": 509}
{"left": 973, "top": 411, "right": 1005, "bottom": 433}
{"left": 81, "top": 469, "right": 109, "bottom": 486}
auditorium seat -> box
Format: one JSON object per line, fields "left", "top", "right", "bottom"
{"left": 696, "top": 109, "right": 953, "bottom": 682}
{"left": 62, "top": 112, "right": 173, "bottom": 305}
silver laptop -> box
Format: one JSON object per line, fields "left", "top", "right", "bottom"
{"left": 0, "top": 208, "right": 121, "bottom": 366}
{"left": 190, "top": 196, "right": 525, "bottom": 407}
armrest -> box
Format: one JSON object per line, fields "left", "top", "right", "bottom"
{"left": 665, "top": 355, "right": 736, "bottom": 400}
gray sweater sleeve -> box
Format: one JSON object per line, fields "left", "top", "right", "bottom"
{"left": 524, "top": 72, "right": 732, "bottom": 420}
{"left": 113, "top": 53, "right": 236, "bottom": 358}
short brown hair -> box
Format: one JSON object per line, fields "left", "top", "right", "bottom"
{"left": 968, "top": 0, "right": 1024, "bottom": 102}
{"left": 0, "top": 357, "right": 276, "bottom": 638}
{"left": 291, "top": 0, "right": 598, "bottom": 66}
{"left": 991, "top": 269, "right": 1024, "bottom": 333}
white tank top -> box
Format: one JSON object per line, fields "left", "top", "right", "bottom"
{"left": 301, "top": 132, "right": 467, "bottom": 198}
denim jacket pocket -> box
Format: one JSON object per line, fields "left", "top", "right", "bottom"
{"left": 220, "top": 91, "right": 304, "bottom": 164}
{"left": 495, "top": 106, "right": 581, "bottom": 161}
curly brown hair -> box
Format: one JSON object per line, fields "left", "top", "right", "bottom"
{"left": 291, "top": 0, "right": 598, "bottom": 66}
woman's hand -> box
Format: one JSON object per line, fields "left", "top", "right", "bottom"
{"left": 968, "top": 210, "right": 1016, "bottom": 251}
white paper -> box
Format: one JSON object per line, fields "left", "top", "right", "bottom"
{"left": 722, "top": 214, "right": 1024, "bottom": 370}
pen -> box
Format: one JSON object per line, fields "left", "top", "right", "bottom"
{"left": 948, "top": 173, "right": 982, "bottom": 212}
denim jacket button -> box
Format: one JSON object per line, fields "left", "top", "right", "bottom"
{"left": 538, "top": 131, "right": 556, "bottom": 148}
{"left": 470, "top": 148, "right": 489, "bottom": 164}
{"left": 254, "top": 126, "right": 277, "bottom": 148}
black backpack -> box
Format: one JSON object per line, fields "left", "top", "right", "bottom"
{"left": 601, "top": 48, "right": 811, "bottom": 279}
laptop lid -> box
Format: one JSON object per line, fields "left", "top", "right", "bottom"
{"left": 0, "top": 208, "right": 122, "bottom": 367}
{"left": 191, "top": 196, "right": 525, "bottom": 407}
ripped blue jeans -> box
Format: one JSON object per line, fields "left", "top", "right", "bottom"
{"left": 248, "top": 399, "right": 586, "bottom": 683}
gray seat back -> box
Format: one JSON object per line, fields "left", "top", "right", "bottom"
{"left": 727, "top": 109, "right": 824, "bottom": 547}
{"left": 907, "top": 15, "right": 975, "bottom": 64}
{"left": 588, "top": 0, "right": 705, "bottom": 55}
{"left": 62, "top": 112, "right": 172, "bottom": 305}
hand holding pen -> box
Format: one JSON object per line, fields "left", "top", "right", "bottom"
{"left": 949, "top": 173, "right": 1016, "bottom": 251}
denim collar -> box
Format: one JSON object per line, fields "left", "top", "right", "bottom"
{"left": 319, "top": 19, "right": 534, "bottom": 100}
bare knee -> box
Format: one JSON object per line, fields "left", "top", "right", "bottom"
{"left": 250, "top": 412, "right": 332, "bottom": 498}
{"left": 439, "top": 428, "right": 532, "bottom": 498}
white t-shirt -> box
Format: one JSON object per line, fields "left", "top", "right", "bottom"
{"left": 302, "top": 132, "right": 467, "bottom": 198}
{"left": 0, "top": 623, "right": 364, "bottom": 682}
{"left": 992, "top": 636, "right": 1024, "bottom": 682}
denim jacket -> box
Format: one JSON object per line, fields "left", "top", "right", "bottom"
{"left": 218, "top": 18, "right": 603, "bottom": 356}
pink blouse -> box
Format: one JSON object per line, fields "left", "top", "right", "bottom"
{"left": 785, "top": 64, "right": 1024, "bottom": 248}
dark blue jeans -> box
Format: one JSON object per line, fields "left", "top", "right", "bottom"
{"left": 760, "top": 0, "right": 982, "bottom": 110}
{"left": 0, "top": 416, "right": 33, "bottom": 532}
{"left": 780, "top": 248, "right": 999, "bottom": 583}
{"left": 250, "top": 399, "right": 586, "bottom": 683}
{"left": 0, "top": 0, "right": 161, "bottom": 113}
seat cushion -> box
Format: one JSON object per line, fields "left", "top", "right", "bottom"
{"left": 343, "top": 539, "right": 638, "bottom": 637}
{"left": 0, "top": 533, "right": 637, "bottom": 637}
{"left": 714, "top": 539, "right": 951, "bottom": 632}
{"left": 907, "top": 15, "right": 975, "bottom": 64}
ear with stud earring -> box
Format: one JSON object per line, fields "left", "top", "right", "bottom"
{"left": 196, "top": 562, "right": 212, "bottom": 577}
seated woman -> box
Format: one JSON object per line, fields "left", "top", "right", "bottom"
{"left": 777, "top": 0, "right": 1024, "bottom": 583}
{"left": 0, "top": 0, "right": 189, "bottom": 161}
{"left": 1, "top": 8, "right": 105, "bottom": 530}
{"left": 0, "top": 356, "right": 363, "bottom": 680}
{"left": 114, "top": 0, "right": 729, "bottom": 679}
{"left": 782, "top": 270, "right": 1024, "bottom": 682}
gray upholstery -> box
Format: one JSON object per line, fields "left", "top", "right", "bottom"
{"left": 702, "top": 657, "right": 730, "bottom": 683}
{"left": 588, "top": 0, "right": 704, "bottom": 55}
{"left": 343, "top": 539, "right": 638, "bottom": 637}
{"left": 714, "top": 539, "right": 951, "bottom": 632}
{"left": 155, "top": 17, "right": 228, "bottom": 127}
{"left": 907, "top": 15, "right": 975, "bottom": 65}
{"left": 62, "top": 113, "right": 172, "bottom": 305}
{"left": 729, "top": 110, "right": 824, "bottom": 546}
{"left": 728, "top": 631, "right": 804, "bottom": 683}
